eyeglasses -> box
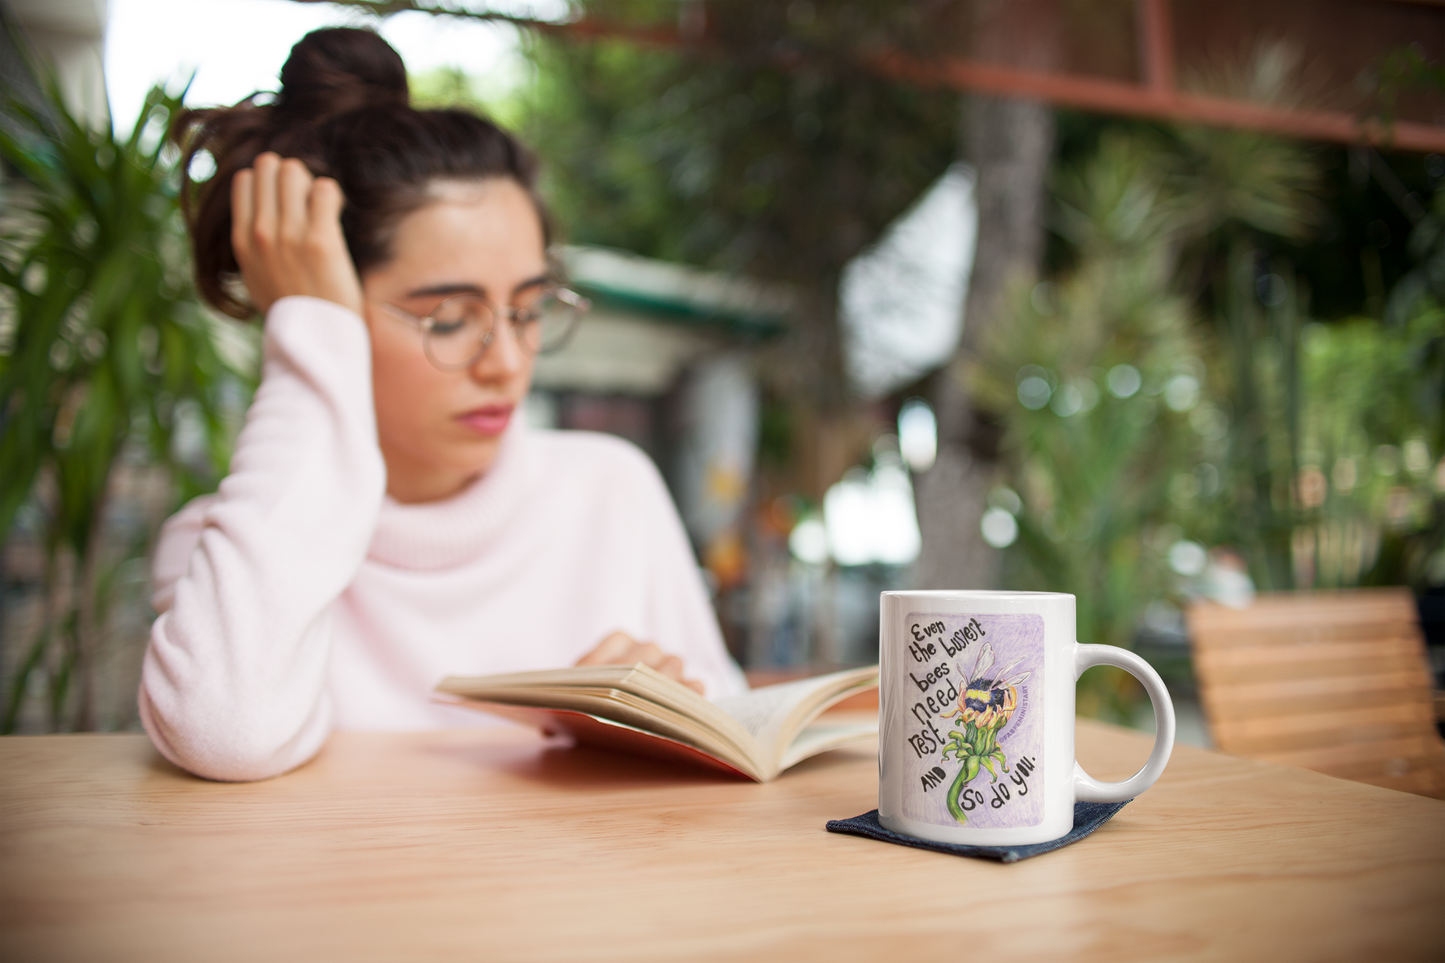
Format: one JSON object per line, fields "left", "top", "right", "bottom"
{"left": 376, "top": 286, "right": 590, "bottom": 371}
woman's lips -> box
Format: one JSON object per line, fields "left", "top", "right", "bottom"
{"left": 455, "top": 404, "right": 514, "bottom": 436}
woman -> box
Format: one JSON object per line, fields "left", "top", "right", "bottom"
{"left": 142, "top": 27, "right": 746, "bottom": 782}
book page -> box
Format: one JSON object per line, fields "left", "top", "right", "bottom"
{"left": 439, "top": 664, "right": 767, "bottom": 774}
{"left": 438, "top": 686, "right": 758, "bottom": 775}
{"left": 714, "top": 676, "right": 833, "bottom": 744}
{"left": 777, "top": 720, "right": 879, "bottom": 772}
{"left": 713, "top": 667, "right": 876, "bottom": 767}
{"left": 437, "top": 700, "right": 764, "bottom": 781}
{"left": 437, "top": 663, "right": 876, "bottom": 780}
{"left": 438, "top": 665, "right": 645, "bottom": 692}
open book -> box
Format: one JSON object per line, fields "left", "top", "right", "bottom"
{"left": 434, "top": 664, "right": 879, "bottom": 782}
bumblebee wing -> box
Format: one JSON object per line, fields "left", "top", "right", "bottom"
{"left": 1002, "top": 670, "right": 1031, "bottom": 687}
{"left": 993, "top": 656, "right": 1025, "bottom": 682}
{"left": 972, "top": 643, "right": 995, "bottom": 680}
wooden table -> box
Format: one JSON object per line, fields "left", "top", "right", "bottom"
{"left": 1, "top": 720, "right": 1441, "bottom": 962}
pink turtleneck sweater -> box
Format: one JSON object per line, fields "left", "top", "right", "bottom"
{"left": 139, "top": 297, "right": 746, "bottom": 782}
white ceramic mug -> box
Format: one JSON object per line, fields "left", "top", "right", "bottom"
{"left": 878, "top": 591, "right": 1175, "bottom": 846}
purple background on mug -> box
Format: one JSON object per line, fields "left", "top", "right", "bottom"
{"left": 898, "top": 612, "right": 1046, "bottom": 829}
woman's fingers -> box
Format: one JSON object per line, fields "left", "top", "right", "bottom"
{"left": 577, "top": 631, "right": 636, "bottom": 666}
{"left": 574, "top": 632, "right": 705, "bottom": 695}
{"left": 654, "top": 655, "right": 705, "bottom": 694}
{"left": 277, "top": 157, "right": 313, "bottom": 249}
{"left": 656, "top": 654, "right": 686, "bottom": 682}
{"left": 228, "top": 153, "right": 362, "bottom": 317}
{"left": 307, "top": 176, "right": 345, "bottom": 237}
{"left": 230, "top": 167, "right": 255, "bottom": 270}
{"left": 306, "top": 177, "right": 363, "bottom": 315}
{"left": 231, "top": 152, "right": 282, "bottom": 315}
{"left": 250, "top": 152, "right": 280, "bottom": 255}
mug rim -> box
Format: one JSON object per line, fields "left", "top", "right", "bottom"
{"left": 881, "top": 590, "right": 1074, "bottom": 598}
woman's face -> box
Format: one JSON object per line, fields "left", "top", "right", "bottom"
{"left": 361, "top": 178, "right": 546, "bottom": 504}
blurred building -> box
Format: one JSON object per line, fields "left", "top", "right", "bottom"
{"left": 1, "top": 0, "right": 108, "bottom": 129}
{"left": 535, "top": 244, "right": 785, "bottom": 535}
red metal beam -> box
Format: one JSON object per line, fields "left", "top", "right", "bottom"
{"left": 306, "top": 0, "right": 1445, "bottom": 153}
{"left": 867, "top": 50, "right": 1445, "bottom": 154}
{"left": 542, "top": 3, "right": 1445, "bottom": 154}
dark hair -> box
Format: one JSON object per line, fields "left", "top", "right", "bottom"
{"left": 173, "top": 27, "right": 549, "bottom": 319}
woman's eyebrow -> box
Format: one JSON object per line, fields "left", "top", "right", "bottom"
{"left": 511, "top": 274, "right": 550, "bottom": 294}
{"left": 403, "top": 275, "right": 551, "bottom": 299}
{"left": 404, "top": 282, "right": 485, "bottom": 299}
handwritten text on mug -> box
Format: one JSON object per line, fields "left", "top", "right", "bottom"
{"left": 904, "top": 618, "right": 985, "bottom": 760}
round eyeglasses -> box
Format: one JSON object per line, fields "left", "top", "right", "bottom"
{"left": 377, "top": 286, "right": 590, "bottom": 371}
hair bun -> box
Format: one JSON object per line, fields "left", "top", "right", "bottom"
{"left": 273, "top": 27, "right": 408, "bottom": 125}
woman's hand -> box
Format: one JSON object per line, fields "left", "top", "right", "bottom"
{"left": 576, "top": 631, "right": 705, "bottom": 695}
{"left": 230, "top": 152, "right": 364, "bottom": 317}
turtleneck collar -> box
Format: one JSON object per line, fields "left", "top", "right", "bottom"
{"left": 366, "top": 422, "right": 533, "bottom": 571}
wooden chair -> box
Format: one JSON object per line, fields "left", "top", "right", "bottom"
{"left": 1187, "top": 587, "right": 1445, "bottom": 799}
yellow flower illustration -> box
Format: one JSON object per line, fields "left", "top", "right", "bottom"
{"left": 938, "top": 641, "right": 1031, "bottom": 824}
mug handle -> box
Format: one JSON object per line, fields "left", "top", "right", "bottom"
{"left": 1072, "top": 644, "right": 1176, "bottom": 802}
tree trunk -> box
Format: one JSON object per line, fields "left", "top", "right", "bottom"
{"left": 912, "top": 90, "right": 1055, "bottom": 590}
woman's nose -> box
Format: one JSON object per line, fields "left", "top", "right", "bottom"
{"left": 469, "top": 318, "right": 527, "bottom": 382}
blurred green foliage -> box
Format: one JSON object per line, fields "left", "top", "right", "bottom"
{"left": 979, "top": 121, "right": 1443, "bottom": 719}
{"left": 512, "top": 2, "right": 959, "bottom": 277}
{"left": 507, "top": 1, "right": 959, "bottom": 415}
{"left": 1388, "top": 180, "right": 1445, "bottom": 325}
{"left": 0, "top": 74, "right": 253, "bottom": 731}
{"left": 972, "top": 131, "right": 1210, "bottom": 718}
{"left": 1179, "top": 252, "right": 1444, "bottom": 594}
{"left": 1290, "top": 308, "right": 1444, "bottom": 588}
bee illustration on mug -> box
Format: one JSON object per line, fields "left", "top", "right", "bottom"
{"left": 938, "top": 642, "right": 1031, "bottom": 824}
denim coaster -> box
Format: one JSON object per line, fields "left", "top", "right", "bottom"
{"left": 826, "top": 800, "right": 1132, "bottom": 863}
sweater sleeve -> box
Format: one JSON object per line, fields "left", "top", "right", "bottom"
{"left": 139, "top": 297, "right": 387, "bottom": 781}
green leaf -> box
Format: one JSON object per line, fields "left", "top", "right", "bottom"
{"left": 1, "top": 61, "right": 252, "bottom": 730}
